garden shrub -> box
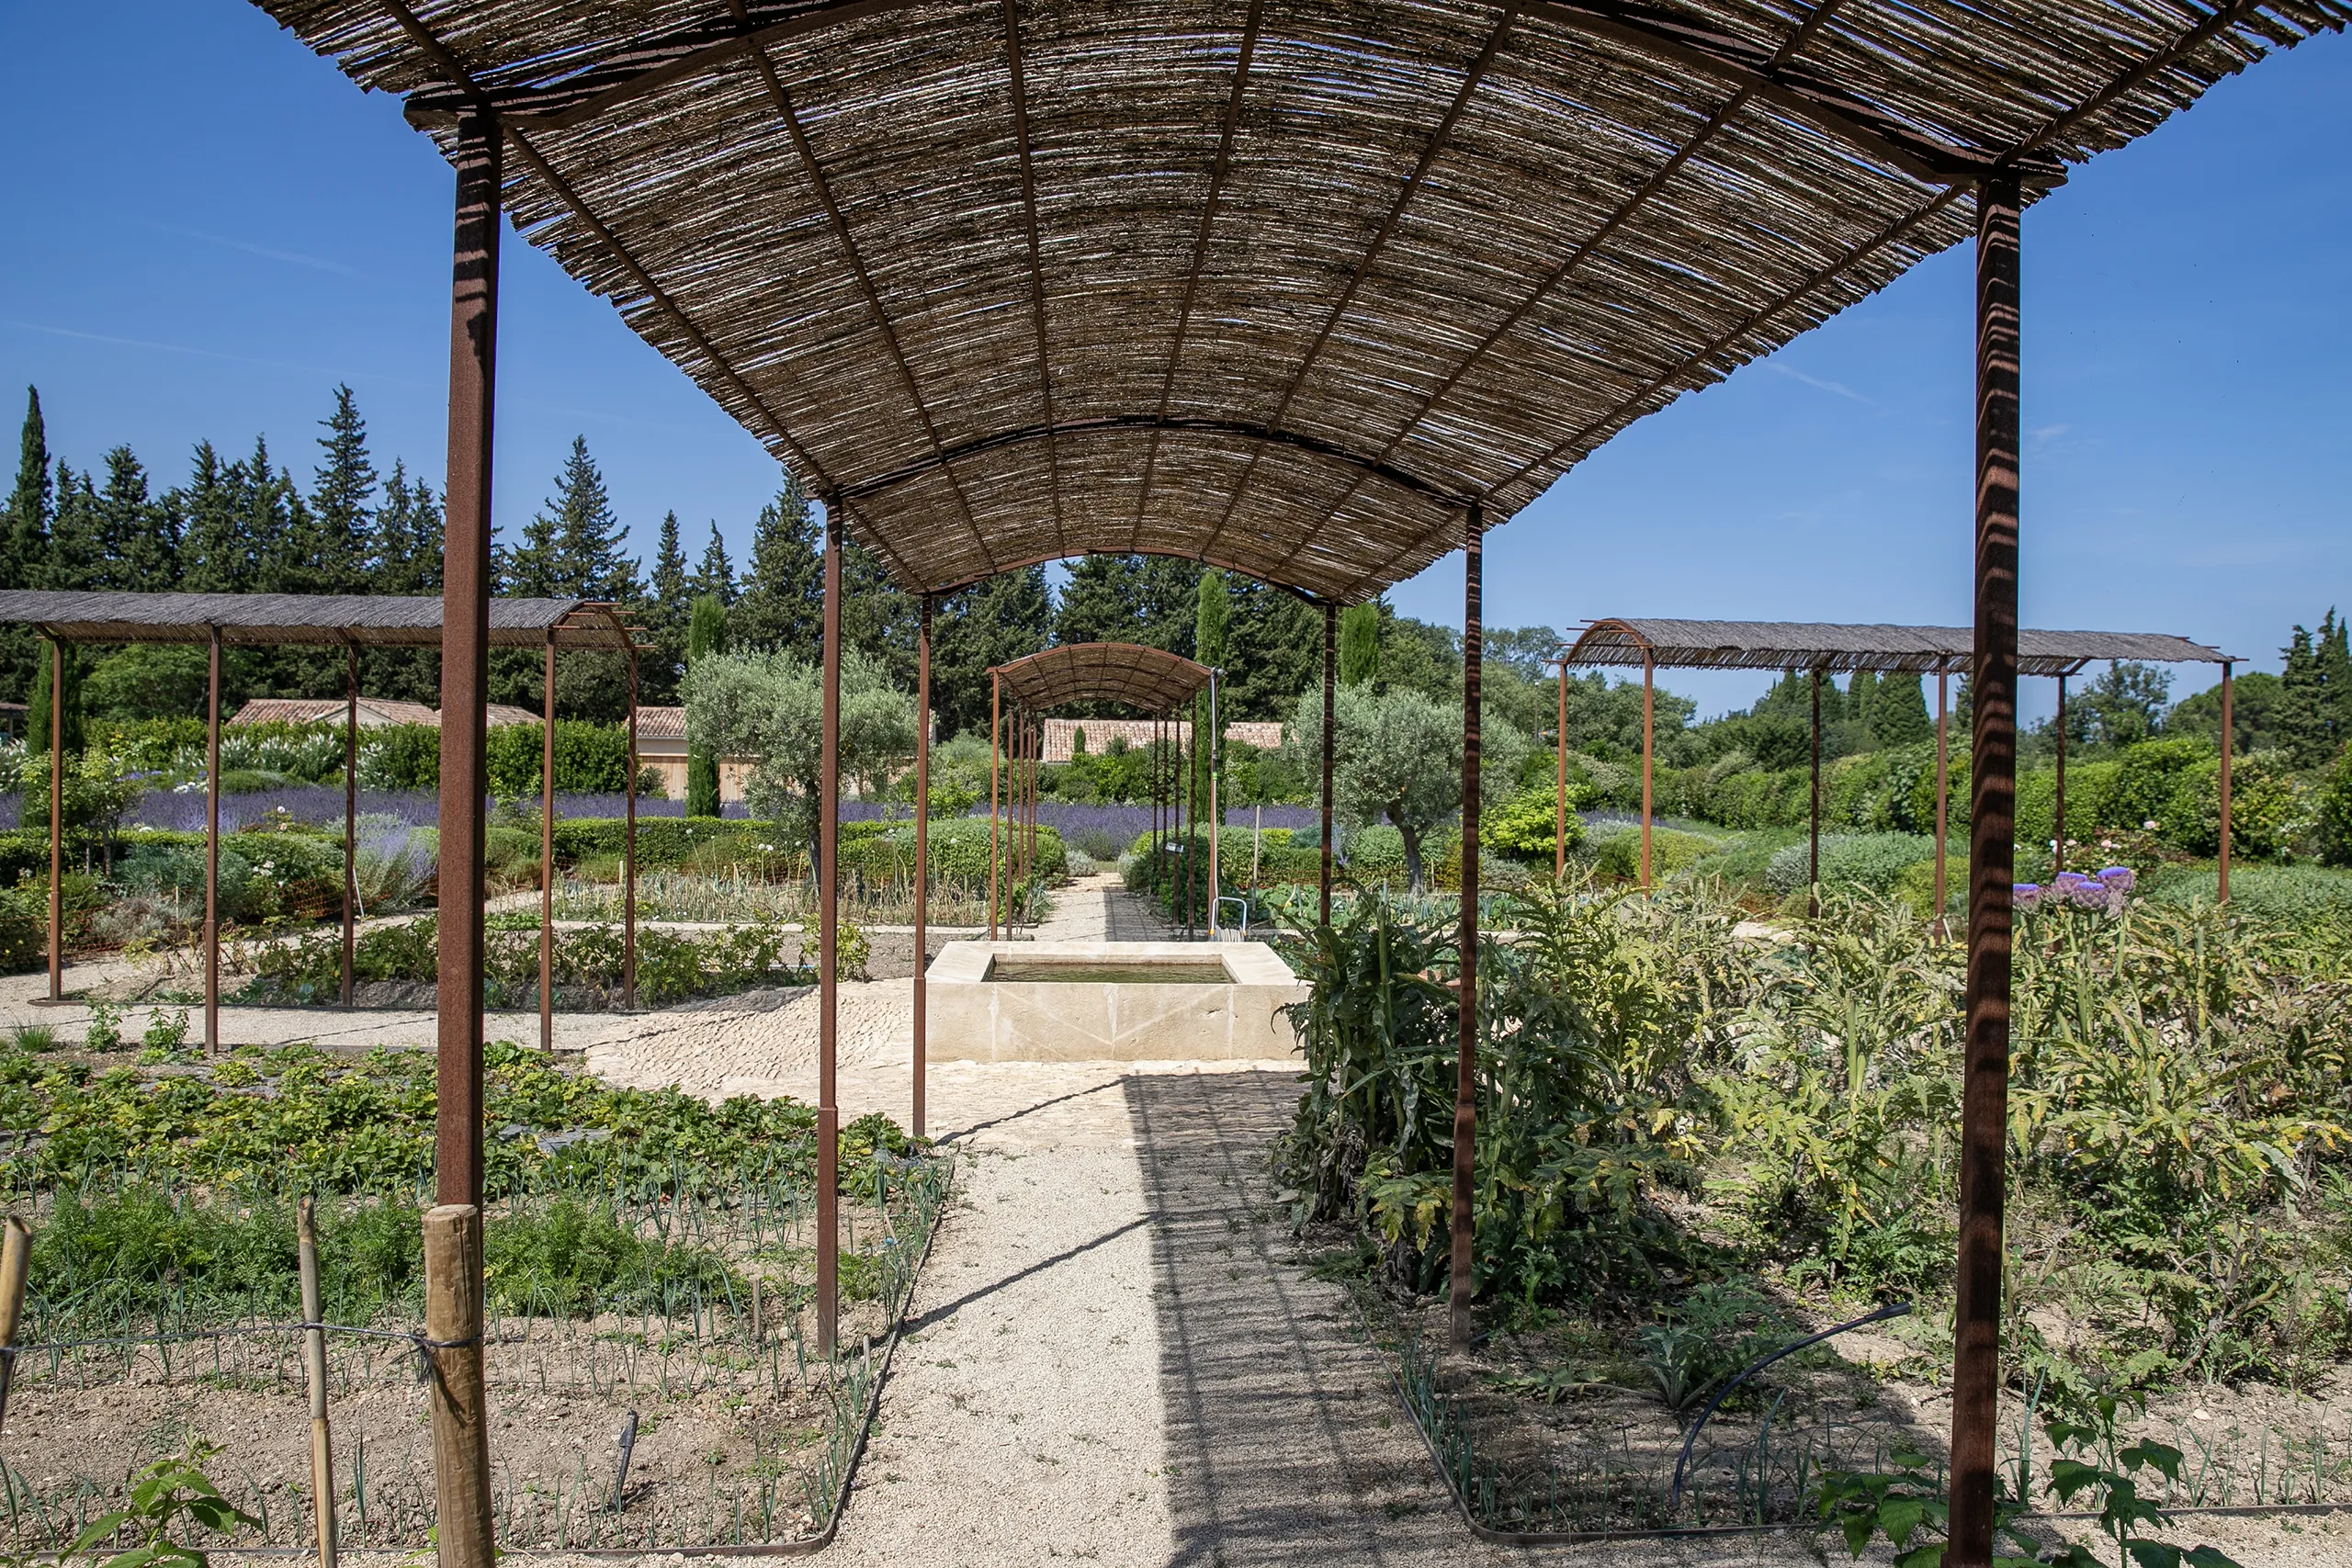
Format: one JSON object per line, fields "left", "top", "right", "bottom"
{"left": 2143, "top": 863, "right": 2352, "bottom": 927}
{"left": 2320, "top": 742, "right": 2352, "bottom": 867}
{"left": 1483, "top": 783, "right": 1587, "bottom": 861}
{"left": 358, "top": 723, "right": 441, "bottom": 790}
{"left": 1592, "top": 825, "right": 1720, "bottom": 882}
{"left": 1763, "top": 831, "right": 1936, "bottom": 897}
{"left": 484, "top": 719, "right": 641, "bottom": 796}
{"left": 551, "top": 815, "right": 755, "bottom": 869}
{"left": 1342, "top": 823, "right": 1406, "bottom": 880}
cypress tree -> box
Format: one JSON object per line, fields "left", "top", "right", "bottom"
{"left": 309, "top": 386, "right": 378, "bottom": 591}
{"left": 693, "top": 522, "right": 736, "bottom": 604}
{"left": 1338, "top": 601, "right": 1380, "bottom": 687}
{"left": 1193, "top": 570, "right": 1232, "bottom": 815}
{"left": 685, "top": 594, "right": 729, "bottom": 818}
{"left": 1, "top": 388, "right": 53, "bottom": 699}
{"left": 27, "top": 638, "right": 85, "bottom": 756}
{"left": 1871, "top": 671, "right": 1934, "bottom": 745}
{"left": 1846, "top": 670, "right": 1878, "bottom": 741}
{"left": 2278, "top": 620, "right": 2334, "bottom": 768}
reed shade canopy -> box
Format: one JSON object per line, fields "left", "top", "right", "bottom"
{"left": 989, "top": 641, "right": 1214, "bottom": 713}
{"left": 253, "top": 0, "right": 2343, "bottom": 605}
{"left": 0, "top": 590, "right": 649, "bottom": 652}
{"left": 1560, "top": 618, "right": 2233, "bottom": 677}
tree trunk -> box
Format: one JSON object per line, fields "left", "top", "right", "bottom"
{"left": 1398, "top": 818, "right": 1426, "bottom": 895}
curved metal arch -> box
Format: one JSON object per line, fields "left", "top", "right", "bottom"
{"left": 915, "top": 543, "right": 1351, "bottom": 607}
{"left": 832, "top": 414, "right": 1473, "bottom": 509}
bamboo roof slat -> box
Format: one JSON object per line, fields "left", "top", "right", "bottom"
{"left": 989, "top": 641, "right": 1215, "bottom": 711}
{"left": 0, "top": 592, "right": 650, "bottom": 651}
{"left": 1560, "top": 616, "right": 2234, "bottom": 677}
{"left": 251, "top": 0, "right": 2344, "bottom": 603}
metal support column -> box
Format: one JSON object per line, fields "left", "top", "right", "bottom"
{"left": 913, "top": 595, "right": 931, "bottom": 1138}
{"left": 2219, "top": 660, "right": 2233, "bottom": 902}
{"left": 816, "top": 507, "right": 842, "bottom": 1357}
{"left": 1809, "top": 666, "right": 1823, "bottom": 919}
{"left": 344, "top": 641, "right": 358, "bottom": 1009}
{"left": 989, "top": 671, "right": 1001, "bottom": 942}
{"left": 2052, "top": 673, "right": 2067, "bottom": 877}
{"left": 1449, "top": 502, "right": 1482, "bottom": 1352}
{"left": 1555, "top": 656, "right": 1568, "bottom": 882}
{"left": 46, "top": 635, "right": 62, "bottom": 1003}
{"left": 625, "top": 640, "right": 639, "bottom": 1010}
{"left": 1934, "top": 670, "right": 1951, "bottom": 939}
{"left": 1321, "top": 604, "right": 1336, "bottom": 929}
{"left": 540, "top": 632, "right": 556, "bottom": 1051}
{"left": 1640, "top": 652, "right": 1655, "bottom": 888}
{"left": 430, "top": 109, "right": 501, "bottom": 1568}
{"left": 1948, "top": 171, "right": 2022, "bottom": 1568}
{"left": 206, "top": 626, "right": 221, "bottom": 1052}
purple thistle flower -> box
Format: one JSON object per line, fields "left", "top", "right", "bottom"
{"left": 2014, "top": 883, "right": 2042, "bottom": 908}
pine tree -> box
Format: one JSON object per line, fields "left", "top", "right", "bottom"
{"left": 693, "top": 522, "right": 736, "bottom": 604}
{"left": 239, "top": 436, "right": 308, "bottom": 592}
{"left": 1224, "top": 576, "right": 1318, "bottom": 718}
{"left": 47, "top": 465, "right": 103, "bottom": 590}
{"left": 545, "top": 435, "right": 635, "bottom": 599}
{"left": 650, "top": 512, "right": 689, "bottom": 608}
{"left": 729, "top": 479, "right": 823, "bottom": 659}
{"left": 175, "top": 442, "right": 245, "bottom": 594}
{"left": 97, "top": 446, "right": 177, "bottom": 592}
{"left": 932, "top": 564, "right": 1052, "bottom": 737}
{"left": 310, "top": 386, "right": 378, "bottom": 592}
{"left": 365, "top": 462, "right": 445, "bottom": 705}
{"left": 2317, "top": 610, "right": 2352, "bottom": 764}
{"left": 1338, "top": 601, "right": 1380, "bottom": 688}
{"left": 2276, "top": 615, "right": 2350, "bottom": 769}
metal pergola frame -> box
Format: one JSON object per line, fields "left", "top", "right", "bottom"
{"left": 982, "top": 643, "right": 1223, "bottom": 941}
{"left": 92, "top": 1, "right": 2342, "bottom": 1554}
{"left": 0, "top": 591, "right": 652, "bottom": 1054}
{"left": 1555, "top": 617, "right": 2240, "bottom": 914}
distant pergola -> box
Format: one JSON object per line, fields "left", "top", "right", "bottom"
{"left": 0, "top": 590, "right": 651, "bottom": 1055}
{"left": 164, "top": 1, "right": 2351, "bottom": 1551}
{"left": 1557, "top": 618, "right": 2239, "bottom": 911}
{"left": 985, "top": 643, "right": 1223, "bottom": 940}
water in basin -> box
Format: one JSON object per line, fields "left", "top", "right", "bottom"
{"left": 987, "top": 958, "right": 1232, "bottom": 985}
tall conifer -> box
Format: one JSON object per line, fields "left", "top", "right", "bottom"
{"left": 1338, "top": 601, "right": 1380, "bottom": 687}
{"left": 47, "top": 465, "right": 102, "bottom": 590}
{"left": 310, "top": 386, "right": 378, "bottom": 591}
{"left": 175, "top": 442, "right": 244, "bottom": 593}
{"left": 694, "top": 522, "right": 736, "bottom": 603}
{"left": 729, "top": 478, "right": 822, "bottom": 658}
{"left": 98, "top": 446, "right": 175, "bottom": 592}
{"left": 0, "top": 389, "right": 53, "bottom": 697}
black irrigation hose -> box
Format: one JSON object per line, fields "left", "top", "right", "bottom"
{"left": 1667, "top": 1300, "right": 1912, "bottom": 1516}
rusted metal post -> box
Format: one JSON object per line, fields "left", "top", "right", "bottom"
{"left": 817, "top": 506, "right": 842, "bottom": 1358}
{"left": 1449, "top": 502, "right": 1482, "bottom": 1352}
{"left": 2218, "top": 660, "right": 2233, "bottom": 902}
{"left": 424, "top": 1205, "right": 492, "bottom": 1568}
{"left": 912, "top": 594, "right": 931, "bottom": 1138}
{"left": 344, "top": 641, "right": 358, "bottom": 1009}
{"left": 540, "top": 631, "right": 556, "bottom": 1052}
{"left": 1640, "top": 651, "right": 1655, "bottom": 888}
{"left": 2052, "top": 673, "right": 2067, "bottom": 877}
{"left": 430, "top": 115, "right": 501, "bottom": 1568}
{"left": 436, "top": 110, "right": 499, "bottom": 1223}
{"left": 625, "top": 639, "right": 639, "bottom": 1010}
{"left": 1555, "top": 655, "right": 1568, "bottom": 881}
{"left": 1948, "top": 171, "right": 2022, "bottom": 1568}
{"left": 46, "top": 636, "right": 62, "bottom": 1003}
{"left": 298, "top": 1196, "right": 338, "bottom": 1568}
{"left": 1207, "top": 670, "right": 1221, "bottom": 935}
{"left": 989, "top": 671, "right": 1001, "bottom": 942}
{"left": 1809, "top": 666, "right": 1823, "bottom": 919}
{"left": 1321, "top": 604, "right": 1336, "bottom": 929}
{"left": 1934, "top": 669, "right": 1951, "bottom": 938}
{"left": 206, "top": 626, "right": 221, "bottom": 1052}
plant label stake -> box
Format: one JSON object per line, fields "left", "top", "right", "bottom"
{"left": 298, "top": 1197, "right": 338, "bottom": 1568}
{"left": 611, "top": 1410, "right": 639, "bottom": 1512}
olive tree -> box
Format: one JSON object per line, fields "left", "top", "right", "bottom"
{"left": 682, "top": 648, "right": 918, "bottom": 856}
{"left": 1283, "top": 682, "right": 1530, "bottom": 893}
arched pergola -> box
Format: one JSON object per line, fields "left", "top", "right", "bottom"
{"left": 240, "top": 2, "right": 2343, "bottom": 1550}
{"left": 983, "top": 642, "right": 1220, "bottom": 939}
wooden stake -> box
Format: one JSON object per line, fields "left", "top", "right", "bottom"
{"left": 298, "top": 1198, "right": 339, "bottom": 1568}
{"left": 0, "top": 1215, "right": 30, "bottom": 1435}
{"left": 424, "top": 1204, "right": 493, "bottom": 1568}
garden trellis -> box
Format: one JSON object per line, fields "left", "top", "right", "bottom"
{"left": 1557, "top": 619, "right": 2239, "bottom": 915}
{"left": 62, "top": 0, "right": 2352, "bottom": 1554}
{"left": 0, "top": 589, "right": 652, "bottom": 1056}
{"left": 984, "top": 642, "right": 1224, "bottom": 940}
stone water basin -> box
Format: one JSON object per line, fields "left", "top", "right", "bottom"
{"left": 925, "top": 941, "right": 1308, "bottom": 1062}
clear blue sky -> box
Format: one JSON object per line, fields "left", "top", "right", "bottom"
{"left": 3, "top": 5, "right": 2344, "bottom": 722}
